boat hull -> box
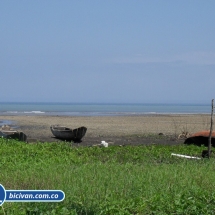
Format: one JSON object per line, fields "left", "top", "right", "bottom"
{"left": 0, "top": 126, "right": 27, "bottom": 142}
{"left": 50, "top": 125, "right": 87, "bottom": 141}
{"left": 184, "top": 130, "right": 215, "bottom": 147}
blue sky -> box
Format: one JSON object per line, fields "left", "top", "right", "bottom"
{"left": 1, "top": 1, "right": 215, "bottom": 104}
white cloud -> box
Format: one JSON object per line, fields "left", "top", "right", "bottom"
{"left": 113, "top": 51, "right": 215, "bottom": 65}
{"left": 178, "top": 51, "right": 215, "bottom": 65}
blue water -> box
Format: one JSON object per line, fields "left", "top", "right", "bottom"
{"left": 0, "top": 102, "right": 211, "bottom": 116}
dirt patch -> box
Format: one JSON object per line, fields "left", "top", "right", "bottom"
{"left": 25, "top": 131, "right": 183, "bottom": 147}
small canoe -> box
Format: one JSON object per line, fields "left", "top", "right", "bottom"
{"left": 50, "top": 125, "right": 87, "bottom": 141}
{"left": 0, "top": 125, "right": 27, "bottom": 142}
{"left": 184, "top": 130, "right": 215, "bottom": 147}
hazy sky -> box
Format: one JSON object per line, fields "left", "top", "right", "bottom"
{"left": 1, "top": 1, "right": 215, "bottom": 104}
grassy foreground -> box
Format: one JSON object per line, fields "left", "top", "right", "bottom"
{"left": 0, "top": 138, "right": 215, "bottom": 214}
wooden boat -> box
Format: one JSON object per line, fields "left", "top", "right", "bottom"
{"left": 0, "top": 125, "right": 27, "bottom": 142}
{"left": 184, "top": 130, "right": 215, "bottom": 147}
{"left": 50, "top": 125, "right": 87, "bottom": 141}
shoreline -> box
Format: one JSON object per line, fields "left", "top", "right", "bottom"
{"left": 0, "top": 112, "right": 211, "bottom": 117}
{"left": 0, "top": 114, "right": 211, "bottom": 146}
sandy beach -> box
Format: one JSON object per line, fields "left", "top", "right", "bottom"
{"left": 0, "top": 114, "right": 211, "bottom": 146}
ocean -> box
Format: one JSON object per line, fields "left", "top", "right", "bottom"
{"left": 0, "top": 102, "right": 212, "bottom": 116}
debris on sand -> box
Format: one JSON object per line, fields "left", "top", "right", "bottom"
{"left": 178, "top": 131, "right": 190, "bottom": 139}
{"left": 92, "top": 140, "right": 109, "bottom": 147}
{"left": 101, "top": 141, "right": 108, "bottom": 147}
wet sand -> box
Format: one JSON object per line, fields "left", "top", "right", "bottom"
{"left": 0, "top": 114, "right": 211, "bottom": 146}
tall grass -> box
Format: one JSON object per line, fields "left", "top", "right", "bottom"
{"left": 0, "top": 138, "right": 215, "bottom": 214}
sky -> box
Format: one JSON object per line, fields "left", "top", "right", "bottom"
{"left": 1, "top": 1, "right": 215, "bottom": 104}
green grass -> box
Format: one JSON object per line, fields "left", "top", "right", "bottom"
{"left": 0, "top": 137, "right": 215, "bottom": 214}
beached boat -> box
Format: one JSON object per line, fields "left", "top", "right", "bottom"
{"left": 50, "top": 125, "right": 87, "bottom": 141}
{"left": 184, "top": 130, "right": 215, "bottom": 147}
{"left": 0, "top": 125, "right": 27, "bottom": 142}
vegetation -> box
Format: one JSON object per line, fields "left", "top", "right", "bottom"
{"left": 0, "top": 137, "right": 215, "bottom": 214}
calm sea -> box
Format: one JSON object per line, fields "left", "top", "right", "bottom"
{"left": 0, "top": 102, "right": 212, "bottom": 116}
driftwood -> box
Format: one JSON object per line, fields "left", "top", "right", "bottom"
{"left": 171, "top": 153, "right": 201, "bottom": 160}
{"left": 208, "top": 99, "right": 214, "bottom": 158}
